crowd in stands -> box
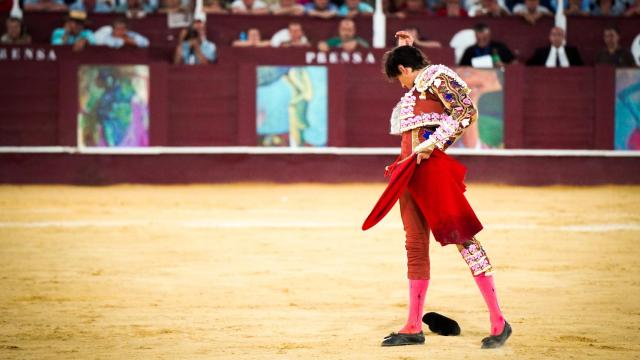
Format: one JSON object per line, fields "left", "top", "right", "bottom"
{"left": 1, "top": 0, "right": 639, "bottom": 18}
{"left": 0, "top": 0, "right": 638, "bottom": 67}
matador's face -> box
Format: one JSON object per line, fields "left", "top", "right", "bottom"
{"left": 396, "top": 65, "right": 415, "bottom": 89}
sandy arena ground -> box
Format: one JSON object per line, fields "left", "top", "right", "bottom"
{"left": 1, "top": 184, "right": 639, "bottom": 359}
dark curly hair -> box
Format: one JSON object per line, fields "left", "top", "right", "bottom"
{"left": 382, "top": 45, "right": 431, "bottom": 80}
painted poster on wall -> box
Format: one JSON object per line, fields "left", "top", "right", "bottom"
{"left": 615, "top": 69, "right": 640, "bottom": 150}
{"left": 256, "top": 66, "right": 328, "bottom": 147}
{"left": 453, "top": 67, "right": 504, "bottom": 149}
{"left": 78, "top": 65, "right": 150, "bottom": 147}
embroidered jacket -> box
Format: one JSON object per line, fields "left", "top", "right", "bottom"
{"left": 390, "top": 64, "right": 478, "bottom": 155}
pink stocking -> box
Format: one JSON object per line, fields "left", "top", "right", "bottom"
{"left": 474, "top": 273, "right": 505, "bottom": 335}
{"left": 399, "top": 279, "right": 429, "bottom": 334}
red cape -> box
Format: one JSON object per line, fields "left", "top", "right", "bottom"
{"left": 362, "top": 149, "right": 483, "bottom": 246}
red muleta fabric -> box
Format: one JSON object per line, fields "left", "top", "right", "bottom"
{"left": 362, "top": 149, "right": 483, "bottom": 246}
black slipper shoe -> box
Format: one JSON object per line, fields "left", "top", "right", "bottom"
{"left": 481, "top": 321, "right": 512, "bottom": 349}
{"left": 422, "top": 312, "right": 461, "bottom": 336}
{"left": 381, "top": 331, "right": 425, "bottom": 347}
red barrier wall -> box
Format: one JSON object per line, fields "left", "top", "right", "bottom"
{"left": 0, "top": 62, "right": 59, "bottom": 145}
{"left": 0, "top": 45, "right": 618, "bottom": 149}
{"left": 503, "top": 65, "right": 616, "bottom": 149}
{"left": 167, "top": 65, "right": 239, "bottom": 145}
{"left": 1, "top": 152, "right": 638, "bottom": 185}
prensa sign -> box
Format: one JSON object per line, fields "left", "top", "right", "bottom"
{"left": 305, "top": 51, "right": 376, "bottom": 65}
{"left": 0, "top": 47, "right": 58, "bottom": 61}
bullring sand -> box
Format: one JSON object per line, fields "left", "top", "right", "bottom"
{"left": 1, "top": 184, "right": 639, "bottom": 359}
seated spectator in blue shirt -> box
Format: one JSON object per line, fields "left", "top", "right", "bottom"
{"left": 338, "top": 0, "right": 373, "bottom": 16}
{"left": 94, "top": 18, "right": 149, "bottom": 48}
{"left": 173, "top": 16, "right": 216, "bottom": 65}
{"left": 305, "top": 0, "right": 338, "bottom": 18}
{"left": 51, "top": 10, "right": 95, "bottom": 52}
{"left": 24, "top": 0, "right": 68, "bottom": 11}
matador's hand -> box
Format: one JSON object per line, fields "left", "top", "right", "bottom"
{"left": 395, "top": 31, "right": 414, "bottom": 47}
{"left": 416, "top": 152, "right": 430, "bottom": 164}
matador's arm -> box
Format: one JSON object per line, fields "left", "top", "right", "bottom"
{"left": 414, "top": 72, "right": 478, "bottom": 155}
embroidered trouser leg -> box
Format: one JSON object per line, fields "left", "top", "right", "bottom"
{"left": 400, "top": 191, "right": 431, "bottom": 280}
{"left": 456, "top": 237, "right": 493, "bottom": 276}
{"left": 457, "top": 238, "right": 505, "bottom": 335}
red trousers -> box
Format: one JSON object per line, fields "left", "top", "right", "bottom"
{"left": 400, "top": 131, "right": 431, "bottom": 280}
{"left": 362, "top": 131, "right": 483, "bottom": 279}
{"left": 400, "top": 190, "right": 431, "bottom": 280}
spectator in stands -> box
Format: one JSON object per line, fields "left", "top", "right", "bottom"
{"left": 24, "top": 0, "right": 68, "bottom": 11}
{"left": 595, "top": 27, "right": 637, "bottom": 66}
{"left": 468, "top": 0, "right": 510, "bottom": 16}
{"left": 562, "top": 0, "right": 589, "bottom": 14}
{"left": 127, "top": 0, "right": 146, "bottom": 17}
{"left": 305, "top": 0, "right": 338, "bottom": 18}
{"left": 232, "top": 28, "right": 271, "bottom": 46}
{"left": 88, "top": 0, "right": 127, "bottom": 13}
{"left": 51, "top": 10, "right": 95, "bottom": 52}
{"left": 159, "top": 0, "right": 191, "bottom": 13}
{"left": 397, "top": 0, "right": 431, "bottom": 15}
{"left": 404, "top": 26, "right": 442, "bottom": 48}
{"left": 338, "top": 0, "right": 374, "bottom": 17}
{"left": 459, "top": 23, "right": 515, "bottom": 66}
{"left": 126, "top": 0, "right": 159, "bottom": 17}
{"left": 173, "top": 15, "right": 216, "bottom": 64}
{"left": 67, "top": 0, "right": 111, "bottom": 12}
{"left": 436, "top": 0, "right": 469, "bottom": 16}
{"left": 270, "top": 0, "right": 304, "bottom": 14}
{"left": 545, "top": 0, "right": 588, "bottom": 12}
{"left": 318, "top": 18, "right": 369, "bottom": 52}
{"left": 513, "top": 0, "right": 551, "bottom": 24}
{"left": 385, "top": 0, "right": 407, "bottom": 15}
{"left": 462, "top": 0, "right": 502, "bottom": 10}
{"left": 231, "top": 0, "right": 269, "bottom": 13}
{"left": 1, "top": 17, "right": 32, "bottom": 44}
{"left": 271, "top": 22, "right": 310, "bottom": 47}
{"left": 623, "top": 0, "right": 640, "bottom": 15}
{"left": 203, "top": 0, "right": 228, "bottom": 13}
{"left": 590, "top": 0, "right": 625, "bottom": 15}
{"left": 94, "top": 18, "right": 149, "bottom": 48}
{"left": 427, "top": 0, "right": 446, "bottom": 11}
{"left": 527, "top": 27, "right": 583, "bottom": 67}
